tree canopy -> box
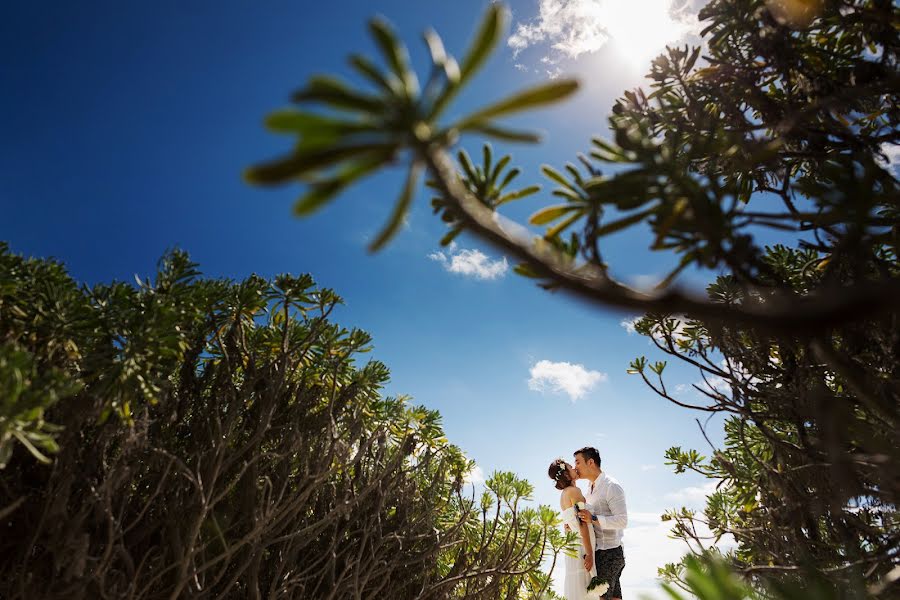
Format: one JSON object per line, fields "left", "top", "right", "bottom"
{"left": 0, "top": 244, "right": 568, "bottom": 599}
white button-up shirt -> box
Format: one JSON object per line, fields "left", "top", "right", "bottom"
{"left": 585, "top": 472, "right": 627, "bottom": 550}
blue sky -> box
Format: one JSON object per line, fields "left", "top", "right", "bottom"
{"left": 2, "top": 0, "right": 731, "bottom": 595}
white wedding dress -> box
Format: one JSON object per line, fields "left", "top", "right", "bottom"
{"left": 561, "top": 503, "right": 597, "bottom": 600}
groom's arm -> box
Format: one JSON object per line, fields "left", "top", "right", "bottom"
{"left": 594, "top": 483, "right": 627, "bottom": 529}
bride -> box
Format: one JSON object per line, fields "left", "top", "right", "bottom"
{"left": 548, "top": 458, "right": 597, "bottom": 600}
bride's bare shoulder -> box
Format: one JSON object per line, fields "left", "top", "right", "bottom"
{"left": 560, "top": 486, "right": 586, "bottom": 509}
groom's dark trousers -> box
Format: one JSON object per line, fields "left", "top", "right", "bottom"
{"left": 595, "top": 545, "right": 625, "bottom": 598}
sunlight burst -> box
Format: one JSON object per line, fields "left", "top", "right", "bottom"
{"left": 508, "top": 0, "right": 698, "bottom": 71}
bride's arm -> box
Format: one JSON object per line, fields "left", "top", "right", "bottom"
{"left": 575, "top": 502, "right": 594, "bottom": 573}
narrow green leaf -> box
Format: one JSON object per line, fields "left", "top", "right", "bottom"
{"left": 265, "top": 110, "right": 375, "bottom": 136}
{"left": 427, "top": 6, "right": 503, "bottom": 120}
{"left": 459, "top": 4, "right": 503, "bottom": 84}
{"left": 499, "top": 167, "right": 521, "bottom": 189}
{"left": 440, "top": 227, "right": 463, "bottom": 246}
{"left": 369, "top": 161, "right": 423, "bottom": 251}
{"left": 349, "top": 54, "right": 399, "bottom": 93}
{"left": 369, "top": 19, "right": 418, "bottom": 97}
{"left": 564, "top": 163, "right": 583, "bottom": 186}
{"left": 12, "top": 430, "right": 51, "bottom": 464}
{"left": 541, "top": 165, "right": 578, "bottom": 192}
{"left": 545, "top": 209, "right": 584, "bottom": 238}
{"left": 482, "top": 144, "right": 493, "bottom": 177}
{"left": 551, "top": 188, "right": 583, "bottom": 202}
{"left": 490, "top": 155, "right": 511, "bottom": 184}
{"left": 292, "top": 150, "right": 394, "bottom": 216}
{"left": 462, "top": 122, "right": 541, "bottom": 144}
{"left": 456, "top": 79, "right": 579, "bottom": 129}
{"left": 529, "top": 204, "right": 579, "bottom": 225}
{"left": 513, "top": 263, "right": 541, "bottom": 278}
{"left": 593, "top": 206, "right": 656, "bottom": 237}
{"left": 245, "top": 143, "right": 395, "bottom": 185}
{"left": 292, "top": 76, "right": 384, "bottom": 112}
{"left": 496, "top": 184, "right": 540, "bottom": 205}
{"left": 369, "top": 18, "right": 410, "bottom": 80}
{"left": 457, "top": 150, "right": 477, "bottom": 182}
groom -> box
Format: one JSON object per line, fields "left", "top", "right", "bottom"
{"left": 574, "top": 446, "right": 627, "bottom": 600}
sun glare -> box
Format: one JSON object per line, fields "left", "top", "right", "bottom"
{"left": 601, "top": 0, "right": 696, "bottom": 68}
{"left": 508, "top": 0, "right": 698, "bottom": 72}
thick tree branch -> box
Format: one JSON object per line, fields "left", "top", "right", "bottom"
{"left": 422, "top": 146, "right": 900, "bottom": 336}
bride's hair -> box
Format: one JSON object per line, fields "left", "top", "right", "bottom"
{"left": 548, "top": 459, "right": 574, "bottom": 490}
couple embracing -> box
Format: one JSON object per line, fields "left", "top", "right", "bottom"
{"left": 548, "top": 447, "right": 627, "bottom": 600}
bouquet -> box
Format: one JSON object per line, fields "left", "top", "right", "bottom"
{"left": 586, "top": 576, "right": 609, "bottom": 599}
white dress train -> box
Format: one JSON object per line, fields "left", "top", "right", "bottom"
{"left": 560, "top": 503, "right": 597, "bottom": 600}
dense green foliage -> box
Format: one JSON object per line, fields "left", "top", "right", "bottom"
{"left": 0, "top": 244, "right": 568, "bottom": 599}
{"left": 630, "top": 244, "right": 898, "bottom": 597}
{"left": 246, "top": 0, "right": 899, "bottom": 597}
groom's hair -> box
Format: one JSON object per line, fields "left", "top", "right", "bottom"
{"left": 574, "top": 446, "right": 601, "bottom": 468}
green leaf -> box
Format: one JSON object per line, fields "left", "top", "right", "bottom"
{"left": 369, "top": 161, "right": 423, "bottom": 251}
{"left": 498, "top": 167, "right": 521, "bottom": 189}
{"left": 369, "top": 18, "right": 412, "bottom": 83}
{"left": 459, "top": 4, "right": 503, "bottom": 84}
{"left": 490, "top": 155, "right": 511, "bottom": 184}
{"left": 349, "top": 54, "right": 399, "bottom": 93}
{"left": 496, "top": 185, "right": 540, "bottom": 205}
{"left": 292, "top": 76, "right": 385, "bottom": 112}
{"left": 551, "top": 188, "right": 583, "bottom": 202}
{"left": 545, "top": 209, "right": 584, "bottom": 238}
{"left": 245, "top": 143, "right": 396, "bottom": 185}
{"left": 440, "top": 227, "right": 463, "bottom": 246}
{"left": 529, "top": 204, "right": 579, "bottom": 225}
{"left": 513, "top": 263, "right": 541, "bottom": 278}
{"left": 12, "top": 430, "right": 51, "bottom": 464}
{"left": 482, "top": 144, "right": 493, "bottom": 176}
{"left": 541, "top": 165, "right": 578, "bottom": 192}
{"left": 293, "top": 150, "right": 394, "bottom": 216}
{"left": 457, "top": 150, "right": 477, "bottom": 182}
{"left": 593, "top": 206, "right": 656, "bottom": 237}
{"left": 456, "top": 80, "right": 579, "bottom": 129}
{"left": 462, "top": 122, "right": 541, "bottom": 144}
{"left": 427, "top": 6, "right": 505, "bottom": 120}
{"left": 265, "top": 110, "right": 375, "bottom": 138}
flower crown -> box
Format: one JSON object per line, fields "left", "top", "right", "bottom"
{"left": 552, "top": 457, "right": 567, "bottom": 480}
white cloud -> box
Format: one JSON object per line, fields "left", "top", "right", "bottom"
{"left": 640, "top": 464, "right": 658, "bottom": 471}
{"left": 464, "top": 464, "right": 485, "bottom": 484}
{"left": 626, "top": 273, "right": 663, "bottom": 290}
{"left": 428, "top": 245, "right": 508, "bottom": 280}
{"left": 621, "top": 316, "right": 640, "bottom": 334}
{"left": 507, "top": 0, "right": 699, "bottom": 67}
{"left": 528, "top": 359, "right": 608, "bottom": 401}
{"left": 664, "top": 480, "right": 719, "bottom": 508}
